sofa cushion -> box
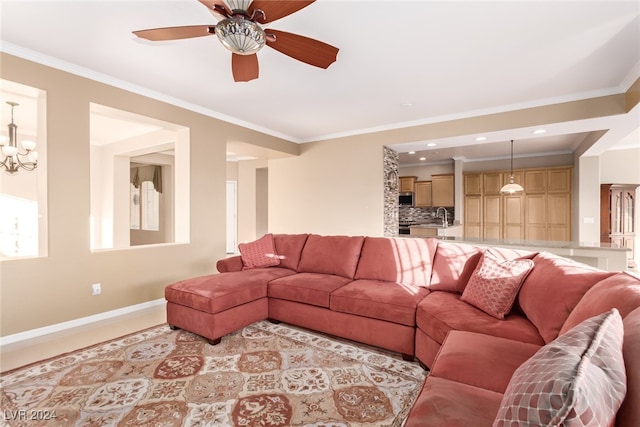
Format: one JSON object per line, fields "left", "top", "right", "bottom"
{"left": 518, "top": 252, "right": 614, "bottom": 343}
{"left": 268, "top": 272, "right": 352, "bottom": 308}
{"left": 617, "top": 306, "right": 640, "bottom": 427}
{"left": 559, "top": 271, "right": 640, "bottom": 335}
{"left": 417, "top": 291, "right": 544, "bottom": 346}
{"left": 354, "top": 237, "right": 437, "bottom": 287}
{"left": 297, "top": 234, "right": 364, "bottom": 278}
{"left": 430, "top": 241, "right": 483, "bottom": 293}
{"left": 330, "top": 279, "right": 429, "bottom": 326}
{"left": 460, "top": 250, "right": 534, "bottom": 319}
{"left": 494, "top": 309, "right": 626, "bottom": 427}
{"left": 405, "top": 376, "right": 503, "bottom": 427}
{"left": 273, "top": 233, "right": 309, "bottom": 271}
{"left": 430, "top": 331, "right": 541, "bottom": 394}
{"left": 165, "top": 268, "right": 295, "bottom": 314}
{"left": 238, "top": 233, "right": 280, "bottom": 269}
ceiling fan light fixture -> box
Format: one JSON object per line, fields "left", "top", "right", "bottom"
{"left": 224, "top": 0, "right": 252, "bottom": 13}
{"left": 216, "top": 17, "right": 265, "bottom": 55}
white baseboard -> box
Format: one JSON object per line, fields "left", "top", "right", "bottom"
{"left": 0, "top": 298, "right": 165, "bottom": 347}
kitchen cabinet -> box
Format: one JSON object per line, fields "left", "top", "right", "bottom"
{"left": 432, "top": 174, "right": 454, "bottom": 207}
{"left": 601, "top": 184, "right": 638, "bottom": 268}
{"left": 464, "top": 174, "right": 482, "bottom": 195}
{"left": 464, "top": 166, "right": 572, "bottom": 241}
{"left": 414, "top": 181, "right": 432, "bottom": 207}
{"left": 399, "top": 176, "right": 417, "bottom": 193}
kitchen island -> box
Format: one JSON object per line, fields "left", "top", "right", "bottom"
{"left": 401, "top": 233, "right": 631, "bottom": 272}
{"left": 451, "top": 237, "right": 629, "bottom": 272}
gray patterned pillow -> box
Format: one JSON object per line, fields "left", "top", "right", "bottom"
{"left": 494, "top": 308, "right": 627, "bottom": 426}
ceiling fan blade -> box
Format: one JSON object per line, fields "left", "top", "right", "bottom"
{"left": 133, "top": 25, "right": 215, "bottom": 41}
{"left": 249, "top": 1, "right": 315, "bottom": 24}
{"left": 198, "top": 0, "right": 230, "bottom": 18}
{"left": 232, "top": 53, "right": 259, "bottom": 82}
{"left": 266, "top": 29, "right": 338, "bottom": 69}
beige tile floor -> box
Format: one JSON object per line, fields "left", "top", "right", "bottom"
{"left": 0, "top": 304, "right": 166, "bottom": 372}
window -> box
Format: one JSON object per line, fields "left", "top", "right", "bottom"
{"left": 130, "top": 180, "right": 160, "bottom": 231}
{"left": 0, "top": 194, "right": 38, "bottom": 257}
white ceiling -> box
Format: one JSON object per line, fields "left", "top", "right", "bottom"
{"left": 1, "top": 0, "right": 639, "bottom": 164}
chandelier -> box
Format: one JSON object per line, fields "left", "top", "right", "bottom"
{"left": 0, "top": 101, "right": 38, "bottom": 174}
{"left": 500, "top": 139, "right": 524, "bottom": 194}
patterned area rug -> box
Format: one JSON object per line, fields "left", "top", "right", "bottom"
{"left": 0, "top": 321, "right": 427, "bottom": 426}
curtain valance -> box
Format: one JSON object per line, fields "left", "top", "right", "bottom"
{"left": 130, "top": 165, "right": 163, "bottom": 193}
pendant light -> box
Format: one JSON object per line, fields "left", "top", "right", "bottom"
{"left": 500, "top": 140, "right": 524, "bottom": 194}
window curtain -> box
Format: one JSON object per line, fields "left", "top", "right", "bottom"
{"left": 130, "top": 165, "right": 163, "bottom": 193}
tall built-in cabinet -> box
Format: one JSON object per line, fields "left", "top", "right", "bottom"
{"left": 464, "top": 166, "right": 572, "bottom": 241}
{"left": 600, "top": 184, "right": 637, "bottom": 268}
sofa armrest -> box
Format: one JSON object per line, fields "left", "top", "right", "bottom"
{"left": 216, "top": 255, "right": 244, "bottom": 273}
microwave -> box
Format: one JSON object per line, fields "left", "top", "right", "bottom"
{"left": 399, "top": 192, "right": 414, "bottom": 206}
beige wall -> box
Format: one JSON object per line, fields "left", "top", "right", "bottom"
{"left": 269, "top": 138, "right": 385, "bottom": 236}
{"left": 0, "top": 53, "right": 296, "bottom": 336}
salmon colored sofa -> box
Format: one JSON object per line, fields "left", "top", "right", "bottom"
{"left": 164, "top": 233, "right": 640, "bottom": 426}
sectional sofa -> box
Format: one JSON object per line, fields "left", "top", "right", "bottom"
{"left": 165, "top": 233, "right": 640, "bottom": 426}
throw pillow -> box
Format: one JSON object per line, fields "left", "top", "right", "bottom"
{"left": 238, "top": 234, "right": 281, "bottom": 269}
{"left": 460, "top": 250, "right": 534, "bottom": 319}
{"left": 493, "top": 308, "right": 627, "bottom": 427}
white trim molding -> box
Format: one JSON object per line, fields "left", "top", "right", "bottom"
{"left": 0, "top": 298, "right": 165, "bottom": 347}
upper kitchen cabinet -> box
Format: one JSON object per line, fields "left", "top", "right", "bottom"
{"left": 399, "top": 176, "right": 417, "bottom": 193}
{"left": 414, "top": 181, "right": 432, "bottom": 207}
{"left": 432, "top": 174, "right": 454, "bottom": 207}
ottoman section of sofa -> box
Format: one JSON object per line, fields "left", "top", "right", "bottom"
{"left": 165, "top": 267, "right": 296, "bottom": 343}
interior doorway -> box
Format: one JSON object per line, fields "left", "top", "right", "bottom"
{"left": 226, "top": 180, "right": 237, "bottom": 254}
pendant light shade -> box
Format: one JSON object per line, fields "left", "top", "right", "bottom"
{"left": 501, "top": 139, "right": 524, "bottom": 194}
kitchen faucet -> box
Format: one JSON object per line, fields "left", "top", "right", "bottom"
{"left": 436, "top": 207, "right": 448, "bottom": 228}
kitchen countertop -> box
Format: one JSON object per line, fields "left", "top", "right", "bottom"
{"left": 393, "top": 234, "right": 630, "bottom": 272}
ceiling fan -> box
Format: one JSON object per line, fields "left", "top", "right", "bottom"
{"left": 133, "top": 0, "right": 339, "bottom": 82}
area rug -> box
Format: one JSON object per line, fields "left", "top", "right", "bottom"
{"left": 0, "top": 321, "right": 427, "bottom": 426}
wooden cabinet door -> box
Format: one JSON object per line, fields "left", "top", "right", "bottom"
{"left": 432, "top": 174, "right": 454, "bottom": 207}
{"left": 503, "top": 194, "right": 524, "bottom": 240}
{"left": 464, "top": 195, "right": 482, "bottom": 238}
{"left": 483, "top": 195, "right": 502, "bottom": 239}
{"left": 548, "top": 168, "right": 571, "bottom": 193}
{"left": 525, "top": 194, "right": 547, "bottom": 240}
{"left": 414, "top": 181, "right": 432, "bottom": 207}
{"left": 525, "top": 170, "right": 546, "bottom": 193}
{"left": 464, "top": 174, "right": 482, "bottom": 195}
{"left": 483, "top": 172, "right": 502, "bottom": 195}
{"left": 399, "top": 176, "right": 416, "bottom": 193}
{"left": 547, "top": 193, "right": 571, "bottom": 241}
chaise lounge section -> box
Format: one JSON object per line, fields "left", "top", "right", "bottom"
{"left": 164, "top": 233, "right": 640, "bottom": 426}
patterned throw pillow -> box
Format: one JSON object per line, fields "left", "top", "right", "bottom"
{"left": 493, "top": 309, "right": 627, "bottom": 427}
{"left": 460, "top": 250, "right": 534, "bottom": 319}
{"left": 238, "top": 234, "right": 281, "bottom": 269}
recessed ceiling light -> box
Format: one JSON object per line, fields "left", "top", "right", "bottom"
{"left": 427, "top": 143, "right": 437, "bottom": 147}
{"left": 408, "top": 151, "right": 416, "bottom": 154}
{"left": 400, "top": 103, "right": 413, "bottom": 109}
{"left": 419, "top": 157, "right": 426, "bottom": 161}
{"left": 532, "top": 129, "right": 547, "bottom": 134}
{"left": 475, "top": 136, "right": 487, "bottom": 141}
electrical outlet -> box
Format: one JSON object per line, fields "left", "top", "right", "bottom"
{"left": 92, "top": 283, "right": 101, "bottom": 296}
